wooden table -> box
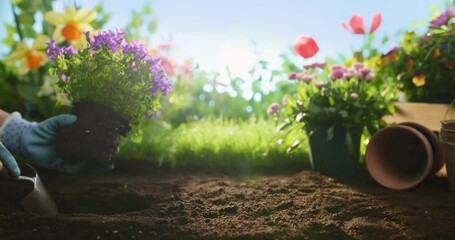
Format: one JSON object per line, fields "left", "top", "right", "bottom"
{"left": 383, "top": 102, "right": 455, "bottom": 132}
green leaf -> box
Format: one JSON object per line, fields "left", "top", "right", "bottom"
{"left": 12, "top": 0, "right": 24, "bottom": 5}
{"left": 17, "top": 84, "right": 41, "bottom": 103}
{"left": 326, "top": 126, "right": 334, "bottom": 141}
{"left": 142, "top": 4, "right": 152, "bottom": 14}
{"left": 130, "top": 11, "right": 143, "bottom": 29}
{"left": 286, "top": 139, "right": 301, "bottom": 153}
{"left": 94, "top": 3, "right": 104, "bottom": 13}
{"left": 148, "top": 19, "right": 158, "bottom": 33}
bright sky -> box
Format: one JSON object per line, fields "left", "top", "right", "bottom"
{"left": 0, "top": 0, "right": 449, "bottom": 78}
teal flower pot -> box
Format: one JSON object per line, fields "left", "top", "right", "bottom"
{"left": 307, "top": 125, "right": 363, "bottom": 178}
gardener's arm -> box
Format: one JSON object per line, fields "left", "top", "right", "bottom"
{"left": 0, "top": 109, "right": 10, "bottom": 127}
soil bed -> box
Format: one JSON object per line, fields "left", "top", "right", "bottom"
{"left": 1, "top": 160, "right": 455, "bottom": 239}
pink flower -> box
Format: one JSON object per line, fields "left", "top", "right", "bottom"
{"left": 304, "top": 61, "right": 327, "bottom": 69}
{"left": 342, "top": 13, "right": 382, "bottom": 34}
{"left": 343, "top": 72, "right": 353, "bottom": 80}
{"left": 267, "top": 103, "right": 280, "bottom": 114}
{"left": 301, "top": 74, "right": 314, "bottom": 83}
{"left": 282, "top": 95, "right": 288, "bottom": 105}
{"left": 293, "top": 35, "right": 319, "bottom": 59}
{"left": 353, "top": 62, "right": 364, "bottom": 70}
{"left": 366, "top": 72, "right": 375, "bottom": 81}
{"left": 330, "top": 64, "right": 344, "bottom": 72}
{"left": 350, "top": 92, "right": 359, "bottom": 100}
{"left": 314, "top": 82, "right": 327, "bottom": 89}
{"left": 288, "top": 72, "right": 297, "bottom": 80}
{"left": 329, "top": 70, "right": 344, "bottom": 80}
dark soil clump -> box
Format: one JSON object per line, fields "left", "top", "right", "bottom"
{"left": 1, "top": 160, "right": 455, "bottom": 239}
{"left": 54, "top": 100, "right": 130, "bottom": 165}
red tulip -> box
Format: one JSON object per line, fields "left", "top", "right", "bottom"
{"left": 293, "top": 35, "right": 319, "bottom": 59}
{"left": 369, "top": 13, "right": 382, "bottom": 33}
{"left": 342, "top": 13, "right": 382, "bottom": 34}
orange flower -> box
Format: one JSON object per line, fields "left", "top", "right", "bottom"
{"left": 446, "top": 61, "right": 455, "bottom": 70}
{"left": 5, "top": 35, "right": 50, "bottom": 74}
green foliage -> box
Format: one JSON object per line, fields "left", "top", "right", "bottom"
{"left": 125, "top": 3, "right": 158, "bottom": 42}
{"left": 118, "top": 118, "right": 309, "bottom": 170}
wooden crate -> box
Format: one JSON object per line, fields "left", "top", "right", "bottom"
{"left": 383, "top": 102, "right": 455, "bottom": 132}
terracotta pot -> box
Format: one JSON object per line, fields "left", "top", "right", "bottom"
{"left": 443, "top": 142, "right": 455, "bottom": 192}
{"left": 399, "top": 122, "right": 444, "bottom": 175}
{"left": 365, "top": 125, "right": 433, "bottom": 190}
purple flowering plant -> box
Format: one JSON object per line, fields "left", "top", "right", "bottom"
{"left": 47, "top": 29, "right": 172, "bottom": 133}
{"left": 281, "top": 60, "right": 394, "bottom": 138}
{"left": 378, "top": 3, "right": 455, "bottom": 102}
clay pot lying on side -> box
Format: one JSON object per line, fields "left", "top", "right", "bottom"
{"left": 365, "top": 124, "right": 442, "bottom": 190}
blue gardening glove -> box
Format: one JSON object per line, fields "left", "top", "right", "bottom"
{"left": 0, "top": 141, "right": 20, "bottom": 177}
{"left": 0, "top": 112, "right": 91, "bottom": 174}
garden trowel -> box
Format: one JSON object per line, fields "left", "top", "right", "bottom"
{"left": 0, "top": 162, "right": 58, "bottom": 216}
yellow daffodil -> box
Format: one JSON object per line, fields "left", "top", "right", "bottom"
{"left": 5, "top": 35, "right": 50, "bottom": 74}
{"left": 412, "top": 73, "right": 426, "bottom": 87}
{"left": 44, "top": 5, "right": 96, "bottom": 46}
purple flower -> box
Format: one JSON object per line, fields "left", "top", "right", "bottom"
{"left": 46, "top": 40, "right": 62, "bottom": 61}
{"left": 122, "top": 40, "right": 148, "bottom": 61}
{"left": 148, "top": 58, "right": 172, "bottom": 96}
{"left": 86, "top": 29, "right": 127, "bottom": 52}
{"left": 145, "top": 110, "right": 161, "bottom": 121}
{"left": 61, "top": 74, "right": 67, "bottom": 81}
{"left": 46, "top": 40, "right": 78, "bottom": 61}
{"left": 267, "top": 103, "right": 280, "bottom": 114}
{"left": 430, "top": 9, "right": 455, "bottom": 27}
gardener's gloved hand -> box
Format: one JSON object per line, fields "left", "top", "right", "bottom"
{"left": 0, "top": 141, "right": 20, "bottom": 177}
{"left": 0, "top": 112, "right": 90, "bottom": 174}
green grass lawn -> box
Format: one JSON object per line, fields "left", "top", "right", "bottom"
{"left": 118, "top": 118, "right": 310, "bottom": 172}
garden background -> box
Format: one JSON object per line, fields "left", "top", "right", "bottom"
{"left": 0, "top": 0, "right": 450, "bottom": 171}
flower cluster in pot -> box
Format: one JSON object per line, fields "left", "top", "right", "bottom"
{"left": 378, "top": 5, "right": 455, "bottom": 102}
{"left": 47, "top": 29, "right": 172, "bottom": 136}
{"left": 281, "top": 35, "right": 394, "bottom": 140}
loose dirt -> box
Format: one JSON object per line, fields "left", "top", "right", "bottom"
{"left": 1, "top": 160, "right": 455, "bottom": 239}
